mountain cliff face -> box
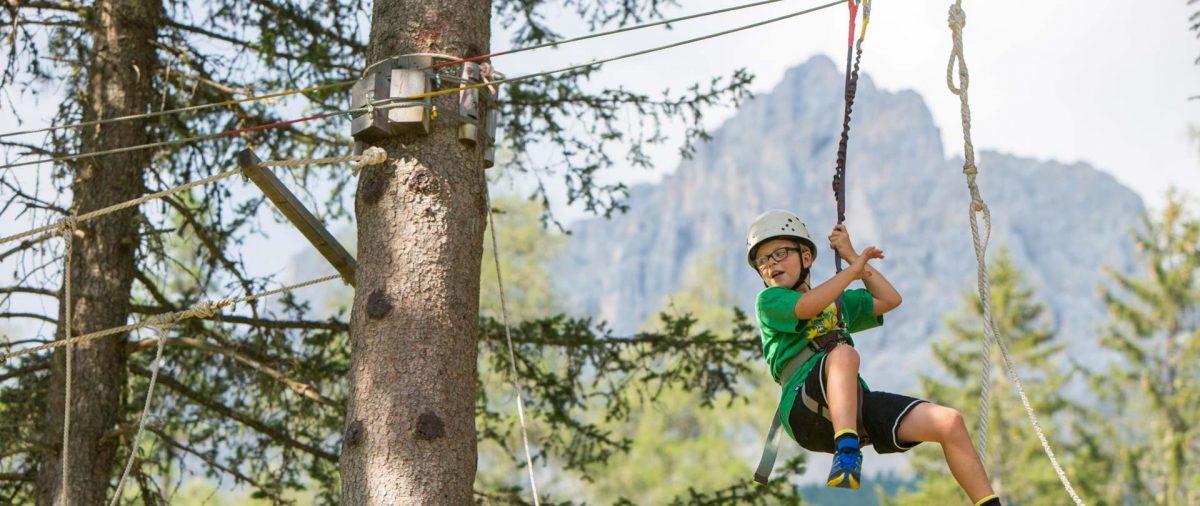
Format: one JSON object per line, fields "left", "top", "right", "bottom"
{"left": 556, "top": 55, "right": 1144, "bottom": 393}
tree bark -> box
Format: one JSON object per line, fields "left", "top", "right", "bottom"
{"left": 341, "top": 1, "right": 491, "bottom": 504}
{"left": 36, "top": 0, "right": 161, "bottom": 504}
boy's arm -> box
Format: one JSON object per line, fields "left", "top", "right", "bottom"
{"left": 827, "top": 224, "right": 901, "bottom": 316}
{"left": 853, "top": 258, "right": 902, "bottom": 316}
{"left": 793, "top": 248, "right": 881, "bottom": 320}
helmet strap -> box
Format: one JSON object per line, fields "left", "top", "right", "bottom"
{"left": 791, "top": 261, "right": 810, "bottom": 291}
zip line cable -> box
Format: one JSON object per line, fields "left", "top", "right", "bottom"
{"left": 0, "top": 0, "right": 842, "bottom": 171}
{"left": 429, "top": 0, "right": 815, "bottom": 69}
{"left": 373, "top": 0, "right": 843, "bottom": 110}
{"left": 0, "top": 0, "right": 825, "bottom": 141}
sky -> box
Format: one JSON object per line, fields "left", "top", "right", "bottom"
{"left": 494, "top": 0, "right": 1200, "bottom": 219}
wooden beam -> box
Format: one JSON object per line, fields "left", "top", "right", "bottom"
{"left": 238, "top": 149, "right": 357, "bottom": 287}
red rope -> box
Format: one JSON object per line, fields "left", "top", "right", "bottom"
{"left": 221, "top": 111, "right": 344, "bottom": 136}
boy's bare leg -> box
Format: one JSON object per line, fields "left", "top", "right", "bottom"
{"left": 825, "top": 344, "right": 860, "bottom": 432}
{"left": 896, "top": 402, "right": 995, "bottom": 503}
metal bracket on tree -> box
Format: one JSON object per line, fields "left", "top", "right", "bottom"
{"left": 350, "top": 54, "right": 502, "bottom": 168}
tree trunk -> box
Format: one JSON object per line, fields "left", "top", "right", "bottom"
{"left": 341, "top": 1, "right": 491, "bottom": 504}
{"left": 36, "top": 0, "right": 161, "bottom": 504}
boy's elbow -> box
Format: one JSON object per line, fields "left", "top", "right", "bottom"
{"left": 877, "top": 295, "right": 901, "bottom": 315}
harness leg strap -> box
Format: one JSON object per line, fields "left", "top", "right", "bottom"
{"left": 754, "top": 405, "right": 785, "bottom": 484}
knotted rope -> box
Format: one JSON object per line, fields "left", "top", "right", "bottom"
{"left": 946, "top": 3, "right": 1084, "bottom": 504}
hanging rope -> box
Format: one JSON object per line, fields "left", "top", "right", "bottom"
{"left": 59, "top": 219, "right": 75, "bottom": 505}
{"left": 109, "top": 324, "right": 169, "bottom": 506}
{"left": 946, "top": 3, "right": 1084, "bottom": 504}
{"left": 485, "top": 195, "right": 541, "bottom": 505}
{"left": 831, "top": 0, "right": 869, "bottom": 328}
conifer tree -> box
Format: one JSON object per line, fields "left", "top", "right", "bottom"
{"left": 888, "top": 251, "right": 1075, "bottom": 506}
{"left": 1079, "top": 192, "right": 1200, "bottom": 506}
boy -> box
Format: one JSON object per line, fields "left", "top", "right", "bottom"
{"left": 747, "top": 210, "right": 1001, "bottom": 506}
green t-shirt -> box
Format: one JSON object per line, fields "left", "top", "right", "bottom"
{"left": 755, "top": 287, "right": 883, "bottom": 439}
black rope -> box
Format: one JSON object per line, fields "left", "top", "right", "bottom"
{"left": 832, "top": 29, "right": 866, "bottom": 332}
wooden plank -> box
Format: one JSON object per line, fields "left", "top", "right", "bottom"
{"left": 238, "top": 149, "right": 357, "bottom": 287}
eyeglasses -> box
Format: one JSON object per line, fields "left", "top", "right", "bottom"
{"left": 755, "top": 247, "right": 801, "bottom": 269}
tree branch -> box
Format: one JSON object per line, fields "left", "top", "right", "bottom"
{"left": 147, "top": 427, "right": 294, "bottom": 505}
{"left": 10, "top": 1, "right": 82, "bottom": 12}
{"left": 164, "top": 19, "right": 357, "bottom": 73}
{"left": 0, "top": 312, "right": 56, "bottom": 325}
{"left": 0, "top": 233, "right": 54, "bottom": 263}
{"left": 130, "top": 365, "right": 338, "bottom": 463}
{"left": 0, "top": 363, "right": 47, "bottom": 383}
{"left": 0, "top": 472, "right": 33, "bottom": 482}
{"left": 0, "top": 286, "right": 56, "bottom": 297}
{"left": 127, "top": 335, "right": 343, "bottom": 412}
{"left": 246, "top": 0, "right": 365, "bottom": 54}
{"left": 161, "top": 195, "right": 259, "bottom": 316}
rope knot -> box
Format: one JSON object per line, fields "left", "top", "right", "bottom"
{"left": 948, "top": 3, "right": 966, "bottom": 30}
{"left": 147, "top": 313, "right": 177, "bottom": 328}
{"left": 353, "top": 147, "right": 388, "bottom": 176}
{"left": 357, "top": 147, "right": 387, "bottom": 168}
{"left": 962, "top": 161, "right": 977, "bottom": 177}
{"left": 57, "top": 215, "right": 79, "bottom": 235}
{"left": 181, "top": 298, "right": 231, "bottom": 320}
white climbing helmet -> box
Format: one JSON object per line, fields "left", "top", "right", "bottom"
{"left": 745, "top": 210, "right": 817, "bottom": 269}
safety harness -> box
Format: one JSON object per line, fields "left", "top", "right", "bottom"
{"left": 753, "top": 328, "right": 866, "bottom": 484}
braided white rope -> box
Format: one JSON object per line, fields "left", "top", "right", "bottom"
{"left": 109, "top": 324, "right": 169, "bottom": 506}
{"left": 486, "top": 194, "right": 541, "bottom": 505}
{"left": 1, "top": 275, "right": 340, "bottom": 364}
{"left": 60, "top": 221, "right": 75, "bottom": 504}
{"left": 0, "top": 148, "right": 389, "bottom": 248}
{"left": 947, "top": 3, "right": 1084, "bottom": 505}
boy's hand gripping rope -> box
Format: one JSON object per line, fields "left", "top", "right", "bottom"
{"left": 946, "top": 3, "right": 1084, "bottom": 504}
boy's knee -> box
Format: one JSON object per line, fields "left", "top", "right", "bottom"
{"left": 828, "top": 344, "right": 860, "bottom": 367}
{"left": 936, "top": 407, "right": 966, "bottom": 437}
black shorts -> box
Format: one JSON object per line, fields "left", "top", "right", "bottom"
{"left": 787, "top": 352, "right": 926, "bottom": 454}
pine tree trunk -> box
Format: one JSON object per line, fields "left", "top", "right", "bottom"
{"left": 341, "top": 1, "right": 491, "bottom": 503}
{"left": 36, "top": 0, "right": 161, "bottom": 503}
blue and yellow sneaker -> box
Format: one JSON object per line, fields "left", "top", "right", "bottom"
{"left": 826, "top": 447, "right": 863, "bottom": 489}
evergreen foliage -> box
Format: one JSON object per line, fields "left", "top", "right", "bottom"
{"left": 887, "top": 251, "right": 1077, "bottom": 506}
{"left": 1076, "top": 192, "right": 1200, "bottom": 506}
